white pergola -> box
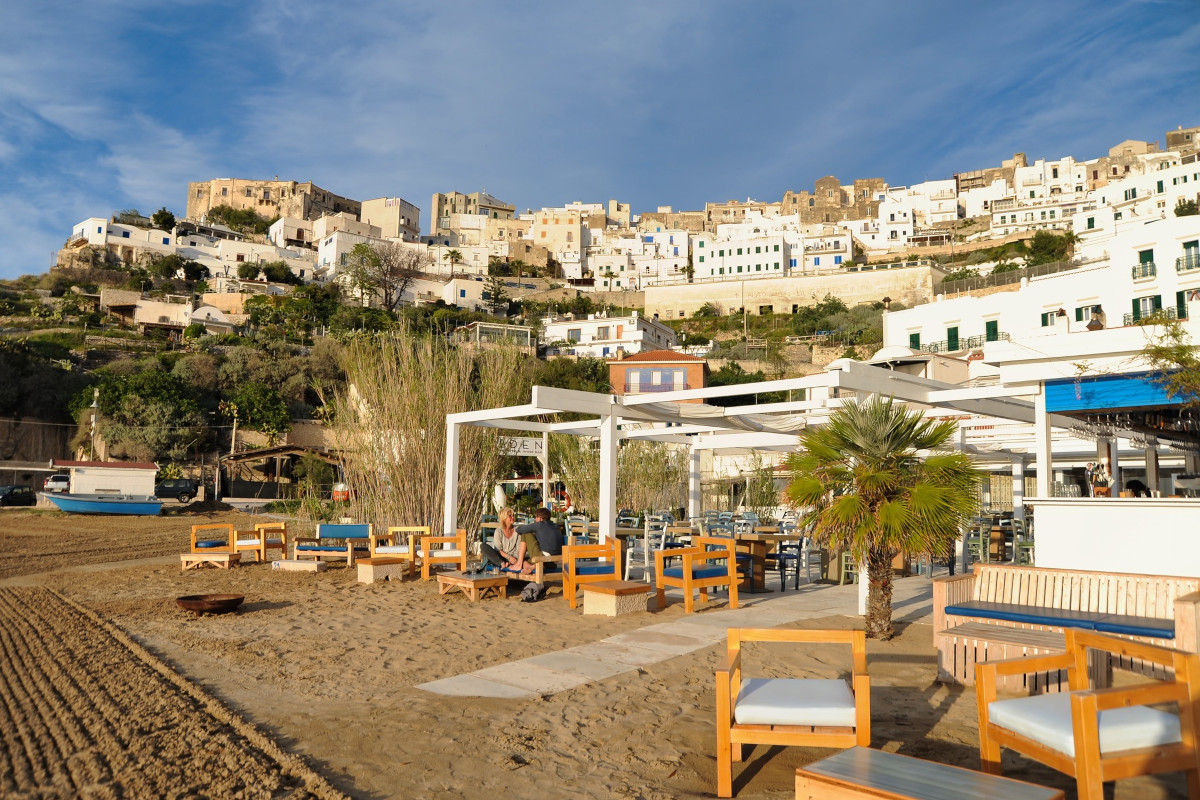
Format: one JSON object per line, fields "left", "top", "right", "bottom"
{"left": 442, "top": 359, "right": 1082, "bottom": 538}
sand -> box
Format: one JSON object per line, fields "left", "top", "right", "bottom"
{"left": 0, "top": 508, "right": 1189, "bottom": 799}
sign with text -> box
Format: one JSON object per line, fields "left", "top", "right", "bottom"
{"left": 499, "top": 436, "right": 544, "bottom": 457}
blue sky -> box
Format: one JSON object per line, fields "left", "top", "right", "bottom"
{"left": 1, "top": 0, "right": 1197, "bottom": 279}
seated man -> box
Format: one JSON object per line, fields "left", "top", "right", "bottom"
{"left": 516, "top": 507, "right": 563, "bottom": 567}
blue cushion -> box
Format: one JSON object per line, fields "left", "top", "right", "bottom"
{"left": 195, "top": 539, "right": 227, "bottom": 549}
{"left": 315, "top": 523, "right": 371, "bottom": 540}
{"left": 297, "top": 545, "right": 348, "bottom": 553}
{"left": 1096, "top": 615, "right": 1175, "bottom": 640}
{"left": 575, "top": 563, "right": 615, "bottom": 576}
{"left": 662, "top": 565, "right": 728, "bottom": 580}
{"left": 942, "top": 601, "right": 1176, "bottom": 637}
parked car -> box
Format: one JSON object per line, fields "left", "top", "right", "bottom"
{"left": 154, "top": 478, "right": 197, "bottom": 503}
{"left": 0, "top": 485, "right": 37, "bottom": 507}
{"left": 43, "top": 474, "right": 70, "bottom": 493}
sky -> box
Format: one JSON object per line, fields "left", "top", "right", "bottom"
{"left": 1, "top": 0, "right": 1198, "bottom": 279}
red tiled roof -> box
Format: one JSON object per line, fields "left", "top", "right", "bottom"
{"left": 610, "top": 350, "right": 706, "bottom": 364}
{"left": 50, "top": 460, "right": 158, "bottom": 470}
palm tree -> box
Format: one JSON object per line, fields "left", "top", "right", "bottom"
{"left": 444, "top": 249, "right": 462, "bottom": 277}
{"left": 785, "top": 395, "right": 980, "bottom": 639}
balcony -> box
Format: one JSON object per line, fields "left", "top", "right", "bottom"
{"left": 1131, "top": 262, "right": 1157, "bottom": 280}
{"left": 1177, "top": 255, "right": 1200, "bottom": 273}
{"left": 918, "top": 331, "right": 1010, "bottom": 354}
{"left": 1123, "top": 306, "right": 1182, "bottom": 327}
{"left": 625, "top": 382, "right": 690, "bottom": 394}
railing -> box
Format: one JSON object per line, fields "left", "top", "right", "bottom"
{"left": 1123, "top": 307, "right": 1181, "bottom": 327}
{"left": 1131, "top": 262, "right": 1157, "bottom": 279}
{"left": 1177, "top": 255, "right": 1200, "bottom": 273}
{"left": 918, "top": 331, "right": 1010, "bottom": 354}
{"left": 625, "top": 383, "right": 690, "bottom": 393}
{"left": 938, "top": 257, "right": 1101, "bottom": 296}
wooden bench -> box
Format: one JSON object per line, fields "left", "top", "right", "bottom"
{"left": 934, "top": 563, "right": 1200, "bottom": 690}
{"left": 293, "top": 523, "right": 373, "bottom": 566}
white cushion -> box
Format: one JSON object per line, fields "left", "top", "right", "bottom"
{"left": 418, "top": 548, "right": 462, "bottom": 558}
{"left": 988, "top": 693, "right": 1182, "bottom": 756}
{"left": 375, "top": 545, "right": 411, "bottom": 555}
{"left": 734, "top": 678, "right": 857, "bottom": 727}
{"left": 237, "top": 538, "right": 262, "bottom": 546}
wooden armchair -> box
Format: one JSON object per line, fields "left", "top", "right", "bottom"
{"left": 563, "top": 538, "right": 621, "bottom": 608}
{"left": 716, "top": 628, "right": 870, "bottom": 797}
{"left": 977, "top": 628, "right": 1200, "bottom": 800}
{"left": 190, "top": 524, "right": 233, "bottom": 553}
{"left": 655, "top": 535, "right": 739, "bottom": 614}
{"left": 293, "top": 523, "right": 373, "bottom": 565}
{"left": 416, "top": 528, "right": 468, "bottom": 580}
{"left": 233, "top": 521, "right": 288, "bottom": 563}
{"left": 370, "top": 525, "right": 427, "bottom": 578}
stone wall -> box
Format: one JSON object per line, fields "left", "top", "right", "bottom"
{"left": 0, "top": 417, "right": 73, "bottom": 462}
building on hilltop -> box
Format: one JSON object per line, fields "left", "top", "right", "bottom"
{"left": 1168, "top": 125, "right": 1200, "bottom": 157}
{"left": 780, "top": 176, "right": 885, "bottom": 225}
{"left": 187, "top": 179, "right": 360, "bottom": 223}
{"left": 360, "top": 196, "right": 421, "bottom": 242}
{"left": 704, "top": 198, "right": 782, "bottom": 231}
{"left": 543, "top": 311, "right": 677, "bottom": 358}
{"left": 607, "top": 349, "right": 708, "bottom": 403}
{"left": 431, "top": 191, "right": 515, "bottom": 234}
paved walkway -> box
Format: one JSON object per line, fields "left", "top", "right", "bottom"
{"left": 417, "top": 572, "right": 940, "bottom": 699}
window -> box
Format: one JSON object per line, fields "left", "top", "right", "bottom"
{"left": 789, "top": 258, "right": 797, "bottom": 267}
{"left": 245, "top": 188, "right": 253, "bottom": 197}
{"left": 737, "top": 266, "right": 742, "bottom": 273}
{"left": 946, "top": 326, "right": 959, "bottom": 351}
{"left": 221, "top": 187, "right": 228, "bottom": 196}
{"left": 1158, "top": 180, "right": 1165, "bottom": 193}
{"left": 814, "top": 257, "right": 820, "bottom": 266}
{"left": 698, "top": 241, "right": 705, "bottom": 248}
{"left": 755, "top": 265, "right": 761, "bottom": 271}
{"left": 1131, "top": 295, "right": 1162, "bottom": 322}
{"left": 719, "top": 250, "right": 724, "bottom": 257}
{"left": 97, "top": 226, "right": 102, "bottom": 233}
{"left": 122, "top": 231, "right": 130, "bottom": 238}
{"left": 698, "top": 256, "right": 704, "bottom": 263}
{"left": 737, "top": 248, "right": 743, "bottom": 255}
{"left": 1115, "top": 212, "right": 1123, "bottom": 220}
{"left": 236, "top": 253, "right": 245, "bottom": 263}
{"left": 834, "top": 255, "right": 842, "bottom": 265}
{"left": 985, "top": 320, "right": 999, "bottom": 342}
{"left": 1040, "top": 312, "right": 1056, "bottom": 327}
{"left": 1124, "top": 188, "right": 1138, "bottom": 201}
{"left": 1030, "top": 190, "right": 1035, "bottom": 198}
{"left": 719, "top": 268, "right": 724, "bottom": 275}
{"left": 909, "top": 332, "right": 921, "bottom": 349}
{"left": 673, "top": 247, "right": 678, "bottom": 256}
{"left": 567, "top": 329, "right": 581, "bottom": 342}
{"left": 755, "top": 246, "right": 761, "bottom": 254}
{"left": 459, "top": 289, "right": 466, "bottom": 298}
{"left": 597, "top": 326, "right": 610, "bottom": 339}
{"left": 773, "top": 244, "right": 780, "bottom": 252}
{"left": 775, "top": 262, "right": 780, "bottom": 269}
{"left": 1052, "top": 167, "right": 1059, "bottom": 179}
{"left": 1049, "top": 210, "right": 1056, "bottom": 219}
{"left": 162, "top": 237, "right": 169, "bottom": 245}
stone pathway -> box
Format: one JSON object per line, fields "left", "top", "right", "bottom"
{"left": 417, "top": 572, "right": 939, "bottom": 698}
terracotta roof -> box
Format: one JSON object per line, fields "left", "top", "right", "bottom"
{"left": 50, "top": 460, "right": 158, "bottom": 470}
{"left": 610, "top": 350, "right": 707, "bottom": 364}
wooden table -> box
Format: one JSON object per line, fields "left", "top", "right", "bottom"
{"left": 989, "top": 526, "right": 1009, "bottom": 562}
{"left": 795, "top": 747, "right": 1063, "bottom": 800}
{"left": 734, "top": 531, "right": 794, "bottom": 593}
{"left": 180, "top": 551, "right": 240, "bottom": 570}
{"left": 436, "top": 571, "right": 509, "bottom": 601}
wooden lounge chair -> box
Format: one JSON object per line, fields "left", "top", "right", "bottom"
{"left": 716, "top": 628, "right": 870, "bottom": 797}
{"left": 369, "top": 525, "right": 426, "bottom": 578}
{"left": 190, "top": 523, "right": 233, "bottom": 553}
{"left": 563, "top": 538, "right": 621, "bottom": 609}
{"left": 293, "top": 523, "right": 373, "bottom": 565}
{"left": 654, "top": 535, "right": 739, "bottom": 614}
{"left": 416, "top": 528, "right": 468, "bottom": 580}
{"left": 977, "top": 628, "right": 1200, "bottom": 800}
{"left": 233, "top": 521, "right": 287, "bottom": 563}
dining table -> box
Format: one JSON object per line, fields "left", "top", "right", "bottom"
{"left": 733, "top": 527, "right": 796, "bottom": 593}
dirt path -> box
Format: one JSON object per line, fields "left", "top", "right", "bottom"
{"left": 0, "top": 586, "right": 346, "bottom": 799}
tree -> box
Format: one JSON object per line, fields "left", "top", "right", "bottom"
{"left": 346, "top": 242, "right": 429, "bottom": 311}
{"left": 444, "top": 249, "right": 462, "bottom": 277}
{"left": 1176, "top": 198, "right": 1199, "bottom": 217}
{"left": 483, "top": 275, "right": 509, "bottom": 316}
{"left": 237, "top": 262, "right": 261, "bottom": 280}
{"left": 941, "top": 266, "right": 980, "bottom": 283}
{"left": 784, "top": 396, "right": 980, "bottom": 639}
{"left": 1142, "top": 316, "right": 1200, "bottom": 403}
{"left": 260, "top": 260, "right": 303, "bottom": 285}
{"left": 151, "top": 207, "right": 176, "bottom": 231}
{"left": 230, "top": 382, "right": 291, "bottom": 439}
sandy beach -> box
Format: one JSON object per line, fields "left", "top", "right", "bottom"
{"left": 0, "top": 508, "right": 1188, "bottom": 799}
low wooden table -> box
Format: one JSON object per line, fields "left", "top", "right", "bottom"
{"left": 795, "top": 747, "right": 1063, "bottom": 800}
{"left": 436, "top": 571, "right": 509, "bottom": 601}
{"left": 180, "top": 551, "right": 240, "bottom": 571}
{"left": 581, "top": 580, "right": 652, "bottom": 616}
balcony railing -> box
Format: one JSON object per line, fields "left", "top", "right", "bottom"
{"left": 1131, "top": 262, "right": 1157, "bottom": 280}
{"left": 625, "top": 382, "right": 690, "bottom": 394}
{"left": 918, "top": 331, "right": 1010, "bottom": 354}
{"left": 1177, "top": 255, "right": 1200, "bottom": 273}
{"left": 1123, "top": 306, "right": 1182, "bottom": 326}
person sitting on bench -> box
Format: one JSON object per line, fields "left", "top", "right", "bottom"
{"left": 480, "top": 507, "right": 533, "bottom": 574}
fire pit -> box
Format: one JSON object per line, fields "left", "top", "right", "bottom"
{"left": 175, "top": 594, "right": 245, "bottom": 615}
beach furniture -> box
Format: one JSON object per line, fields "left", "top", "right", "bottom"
{"left": 356, "top": 557, "right": 410, "bottom": 583}
{"left": 190, "top": 523, "right": 234, "bottom": 553}
{"left": 715, "top": 628, "right": 870, "bottom": 797}
{"left": 580, "top": 579, "right": 651, "bottom": 616}
{"left": 796, "top": 747, "right": 1063, "bottom": 800}
{"left": 977, "top": 628, "right": 1200, "bottom": 800}
{"left": 934, "top": 564, "right": 1200, "bottom": 689}
{"left": 369, "top": 525, "right": 427, "bottom": 579}
{"left": 563, "top": 538, "right": 621, "bottom": 609}
{"left": 416, "top": 528, "right": 468, "bottom": 580}
{"left": 233, "top": 521, "right": 288, "bottom": 563}
{"left": 436, "top": 570, "right": 509, "bottom": 601}
{"left": 293, "top": 523, "right": 373, "bottom": 565}
{"left": 624, "top": 514, "right": 669, "bottom": 582}
{"left": 655, "top": 536, "right": 739, "bottom": 614}
{"left": 180, "top": 551, "right": 240, "bottom": 570}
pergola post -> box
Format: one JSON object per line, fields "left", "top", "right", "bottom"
{"left": 1034, "top": 386, "right": 1052, "bottom": 499}
{"left": 598, "top": 412, "right": 618, "bottom": 542}
{"left": 1145, "top": 437, "right": 1160, "bottom": 494}
{"left": 443, "top": 419, "right": 461, "bottom": 535}
{"left": 540, "top": 431, "right": 550, "bottom": 511}
{"left": 688, "top": 444, "right": 702, "bottom": 521}
{"left": 1011, "top": 457, "right": 1025, "bottom": 523}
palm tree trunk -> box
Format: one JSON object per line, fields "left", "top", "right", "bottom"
{"left": 864, "top": 548, "right": 897, "bottom": 640}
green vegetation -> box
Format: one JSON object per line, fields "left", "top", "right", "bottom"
{"left": 151, "top": 207, "right": 176, "bottom": 230}
{"left": 204, "top": 205, "right": 276, "bottom": 234}
{"left": 1176, "top": 198, "right": 1199, "bottom": 217}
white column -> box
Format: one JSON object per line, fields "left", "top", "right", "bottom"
{"left": 1034, "top": 386, "right": 1052, "bottom": 499}
{"left": 540, "top": 431, "right": 551, "bottom": 511}
{"left": 443, "top": 420, "right": 461, "bottom": 535}
{"left": 857, "top": 558, "right": 868, "bottom": 615}
{"left": 958, "top": 424, "right": 970, "bottom": 573}
{"left": 598, "top": 412, "right": 618, "bottom": 543}
{"left": 1012, "top": 458, "right": 1025, "bottom": 523}
{"left": 687, "top": 444, "right": 702, "bottom": 521}
{"left": 1145, "top": 437, "right": 1160, "bottom": 494}
{"left": 1107, "top": 437, "right": 1121, "bottom": 493}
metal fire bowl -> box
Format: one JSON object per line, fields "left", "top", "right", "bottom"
{"left": 175, "top": 594, "right": 245, "bottom": 615}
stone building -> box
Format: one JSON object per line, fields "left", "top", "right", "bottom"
{"left": 780, "top": 176, "right": 885, "bottom": 225}
{"left": 431, "top": 191, "right": 515, "bottom": 234}
{"left": 186, "top": 179, "right": 360, "bottom": 222}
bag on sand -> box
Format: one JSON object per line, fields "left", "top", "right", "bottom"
{"left": 520, "top": 582, "right": 546, "bottom": 603}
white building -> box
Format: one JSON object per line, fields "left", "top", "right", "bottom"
{"left": 360, "top": 196, "right": 421, "bottom": 242}
{"left": 541, "top": 311, "right": 677, "bottom": 357}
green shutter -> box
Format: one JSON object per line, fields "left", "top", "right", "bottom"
{"left": 909, "top": 332, "right": 920, "bottom": 349}
{"left": 947, "top": 327, "right": 959, "bottom": 351}
{"left": 1178, "top": 291, "right": 1188, "bottom": 319}
{"left": 1153, "top": 295, "right": 1163, "bottom": 311}
{"left": 1140, "top": 249, "right": 1154, "bottom": 265}
{"left": 1075, "top": 307, "right": 1084, "bottom": 322}
{"left": 1040, "top": 312, "right": 1050, "bottom": 327}
{"left": 986, "top": 320, "right": 999, "bottom": 342}
{"left": 1132, "top": 298, "right": 1141, "bottom": 322}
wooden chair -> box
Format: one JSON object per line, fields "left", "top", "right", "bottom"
{"left": 716, "top": 628, "right": 870, "bottom": 797}
{"left": 369, "top": 525, "right": 427, "bottom": 578}
{"left": 977, "top": 628, "right": 1200, "bottom": 800}
{"left": 190, "top": 523, "right": 233, "bottom": 553}
{"left": 563, "top": 538, "right": 621, "bottom": 609}
{"left": 233, "top": 521, "right": 288, "bottom": 563}
{"left": 416, "top": 528, "right": 468, "bottom": 580}
{"left": 654, "top": 535, "right": 739, "bottom": 614}
{"left": 293, "top": 523, "right": 373, "bottom": 565}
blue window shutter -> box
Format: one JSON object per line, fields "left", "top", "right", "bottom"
{"left": 814, "top": 257, "right": 820, "bottom": 266}
{"left": 163, "top": 237, "right": 169, "bottom": 245}
{"left": 459, "top": 289, "right": 465, "bottom": 298}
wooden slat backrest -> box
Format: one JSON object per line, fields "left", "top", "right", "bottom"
{"left": 969, "top": 565, "right": 1200, "bottom": 618}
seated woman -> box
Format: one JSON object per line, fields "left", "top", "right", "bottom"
{"left": 480, "top": 507, "right": 534, "bottom": 574}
